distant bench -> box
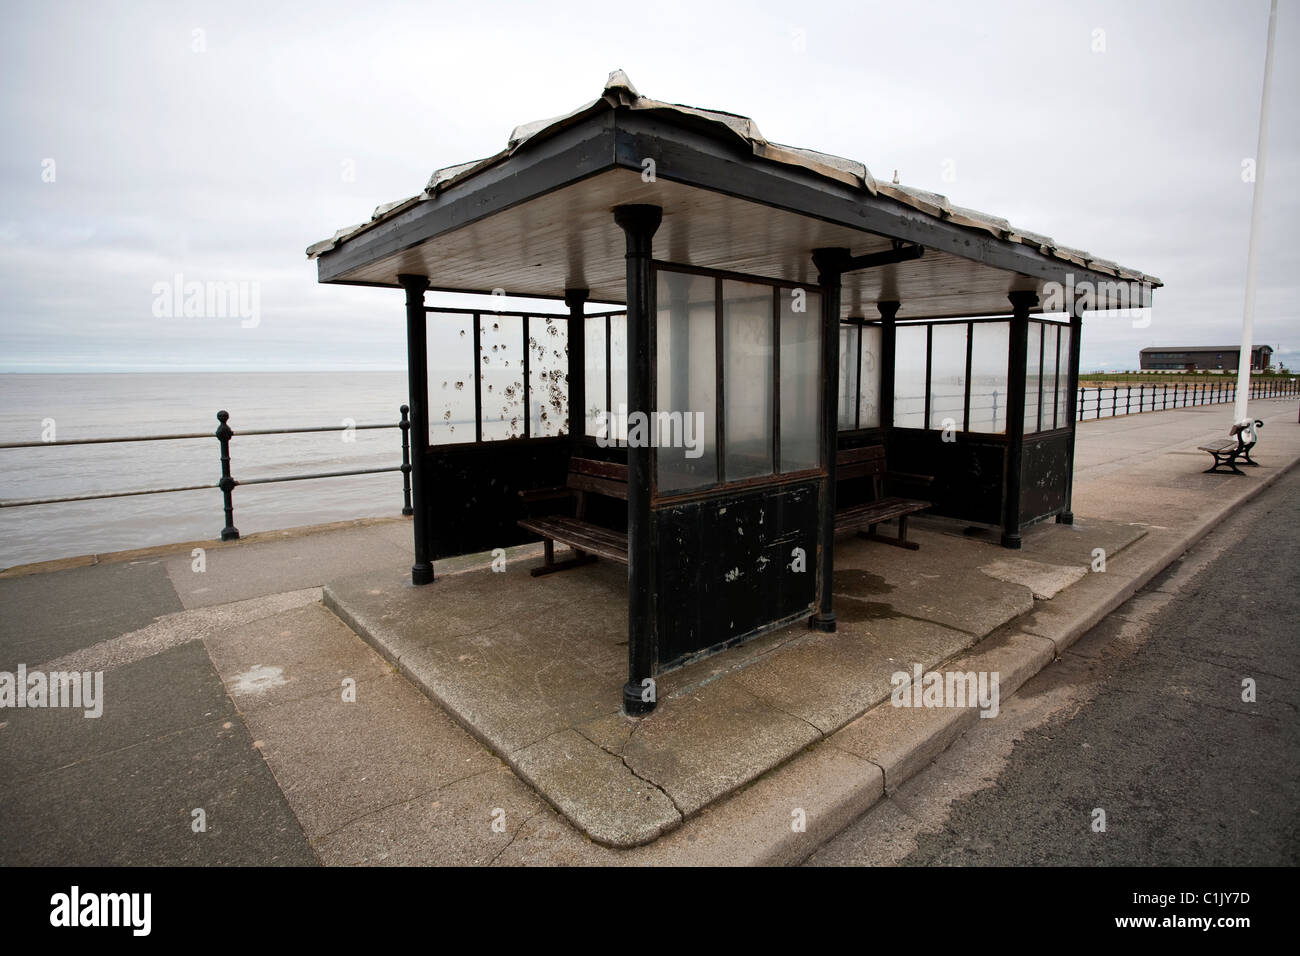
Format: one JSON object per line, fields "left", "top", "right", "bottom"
{"left": 1198, "top": 419, "right": 1263, "bottom": 475}
{"left": 518, "top": 458, "right": 628, "bottom": 575}
{"left": 835, "top": 446, "right": 934, "bottom": 550}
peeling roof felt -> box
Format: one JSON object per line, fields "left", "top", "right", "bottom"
{"left": 306, "top": 69, "right": 1161, "bottom": 288}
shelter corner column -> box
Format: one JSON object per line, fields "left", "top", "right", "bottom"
{"left": 811, "top": 248, "right": 848, "bottom": 631}
{"left": 614, "top": 204, "right": 662, "bottom": 716}
{"left": 1057, "top": 305, "right": 1083, "bottom": 525}
{"left": 1002, "top": 290, "right": 1036, "bottom": 549}
{"left": 564, "top": 287, "right": 589, "bottom": 440}
{"left": 878, "top": 300, "right": 900, "bottom": 429}
{"left": 398, "top": 273, "right": 434, "bottom": 585}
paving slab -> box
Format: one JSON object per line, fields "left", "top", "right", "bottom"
{"left": 0, "top": 641, "right": 315, "bottom": 866}
{"left": 0, "top": 640, "right": 233, "bottom": 783}
{"left": 0, "top": 557, "right": 182, "bottom": 671}
{"left": 607, "top": 680, "right": 822, "bottom": 819}
{"left": 313, "top": 765, "right": 548, "bottom": 866}
{"left": 203, "top": 602, "right": 391, "bottom": 713}
{"left": 512, "top": 729, "right": 681, "bottom": 847}
{"left": 164, "top": 522, "right": 413, "bottom": 609}
{"left": 230, "top": 671, "right": 501, "bottom": 839}
{"left": 728, "top": 614, "right": 978, "bottom": 733}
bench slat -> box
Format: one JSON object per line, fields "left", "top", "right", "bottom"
{"left": 836, "top": 497, "right": 931, "bottom": 530}
{"left": 518, "top": 517, "right": 629, "bottom": 564}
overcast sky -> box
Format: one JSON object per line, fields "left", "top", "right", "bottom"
{"left": 1, "top": 0, "right": 1295, "bottom": 373}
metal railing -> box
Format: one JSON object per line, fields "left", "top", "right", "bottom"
{"left": 0, "top": 406, "right": 415, "bottom": 541}
{"left": 1076, "top": 378, "right": 1298, "bottom": 421}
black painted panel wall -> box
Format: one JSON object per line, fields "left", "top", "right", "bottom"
{"left": 880, "top": 430, "right": 1007, "bottom": 527}
{"left": 1020, "top": 432, "right": 1070, "bottom": 524}
{"left": 654, "top": 480, "right": 820, "bottom": 670}
{"left": 423, "top": 439, "right": 620, "bottom": 560}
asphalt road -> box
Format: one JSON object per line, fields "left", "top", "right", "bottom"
{"left": 809, "top": 465, "right": 1300, "bottom": 866}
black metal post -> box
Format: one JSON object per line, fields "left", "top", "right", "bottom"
{"left": 215, "top": 410, "right": 239, "bottom": 541}
{"left": 399, "top": 404, "right": 413, "bottom": 516}
{"left": 614, "top": 205, "right": 661, "bottom": 716}
{"left": 565, "top": 288, "right": 589, "bottom": 440}
{"left": 811, "top": 248, "right": 849, "bottom": 631}
{"left": 399, "top": 274, "right": 434, "bottom": 585}
{"left": 1057, "top": 307, "right": 1083, "bottom": 525}
{"left": 1002, "top": 291, "right": 1036, "bottom": 548}
{"left": 878, "top": 301, "right": 900, "bottom": 430}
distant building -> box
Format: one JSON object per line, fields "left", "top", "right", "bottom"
{"left": 1139, "top": 345, "right": 1273, "bottom": 372}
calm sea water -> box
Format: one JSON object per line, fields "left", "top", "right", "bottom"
{"left": 0, "top": 372, "right": 417, "bottom": 569}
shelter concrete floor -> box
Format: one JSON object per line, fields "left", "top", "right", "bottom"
{"left": 324, "top": 511, "right": 1145, "bottom": 846}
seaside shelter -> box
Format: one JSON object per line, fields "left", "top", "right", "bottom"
{"left": 308, "top": 72, "right": 1160, "bottom": 714}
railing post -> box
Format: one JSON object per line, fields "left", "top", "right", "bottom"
{"left": 399, "top": 404, "right": 413, "bottom": 516}
{"left": 1125, "top": 385, "right": 1131, "bottom": 416}
{"left": 1112, "top": 386, "right": 1118, "bottom": 417}
{"left": 215, "top": 410, "right": 239, "bottom": 541}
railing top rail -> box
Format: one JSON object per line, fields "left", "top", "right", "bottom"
{"left": 0, "top": 418, "right": 402, "bottom": 450}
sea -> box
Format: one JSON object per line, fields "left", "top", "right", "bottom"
{"left": 0, "top": 372, "right": 419, "bottom": 570}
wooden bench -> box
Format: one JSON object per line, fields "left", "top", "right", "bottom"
{"left": 517, "top": 458, "right": 628, "bottom": 576}
{"left": 835, "top": 446, "right": 934, "bottom": 550}
{"left": 1198, "top": 419, "right": 1263, "bottom": 475}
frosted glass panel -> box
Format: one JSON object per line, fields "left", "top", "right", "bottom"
{"left": 1041, "top": 323, "right": 1059, "bottom": 430}
{"left": 929, "top": 323, "right": 968, "bottom": 431}
{"left": 584, "top": 315, "right": 607, "bottom": 437}
{"left": 428, "top": 313, "right": 475, "bottom": 445}
{"left": 969, "top": 321, "right": 1008, "bottom": 434}
{"left": 609, "top": 314, "right": 628, "bottom": 443}
{"left": 656, "top": 272, "right": 717, "bottom": 492}
{"left": 859, "top": 324, "right": 882, "bottom": 429}
{"left": 480, "top": 315, "right": 524, "bottom": 440}
{"left": 780, "top": 288, "right": 821, "bottom": 472}
{"left": 528, "top": 315, "right": 567, "bottom": 437}
{"left": 893, "top": 324, "right": 928, "bottom": 428}
{"left": 1024, "top": 322, "right": 1042, "bottom": 434}
{"left": 723, "top": 280, "right": 774, "bottom": 480}
{"left": 838, "top": 324, "right": 859, "bottom": 430}
{"left": 1057, "top": 324, "right": 1072, "bottom": 427}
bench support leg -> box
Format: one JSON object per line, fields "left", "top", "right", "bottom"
{"left": 529, "top": 541, "right": 599, "bottom": 577}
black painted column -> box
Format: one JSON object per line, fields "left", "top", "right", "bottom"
{"left": 1057, "top": 304, "right": 1083, "bottom": 525}
{"left": 564, "top": 288, "right": 588, "bottom": 440}
{"left": 614, "top": 205, "right": 662, "bottom": 716}
{"left": 1002, "top": 290, "right": 1037, "bottom": 549}
{"left": 878, "top": 301, "right": 900, "bottom": 429}
{"left": 398, "top": 274, "right": 434, "bottom": 584}
{"left": 811, "top": 248, "right": 848, "bottom": 631}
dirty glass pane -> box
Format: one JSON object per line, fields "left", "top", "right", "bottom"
{"left": 928, "top": 323, "right": 968, "bottom": 431}
{"left": 609, "top": 314, "right": 628, "bottom": 443}
{"left": 1041, "top": 323, "right": 1059, "bottom": 430}
{"left": 656, "top": 271, "right": 717, "bottom": 492}
{"left": 723, "top": 279, "right": 774, "bottom": 480}
{"left": 780, "top": 288, "right": 821, "bottom": 472}
{"left": 893, "top": 324, "right": 928, "bottom": 429}
{"left": 427, "top": 312, "right": 475, "bottom": 445}
{"left": 479, "top": 314, "right": 525, "bottom": 440}
{"left": 583, "top": 314, "right": 607, "bottom": 437}
{"left": 858, "top": 324, "right": 882, "bottom": 429}
{"left": 1024, "top": 321, "right": 1043, "bottom": 434}
{"left": 528, "top": 315, "right": 568, "bottom": 437}
{"left": 837, "top": 323, "right": 859, "bottom": 430}
{"left": 969, "top": 321, "right": 1009, "bottom": 434}
{"left": 1057, "top": 324, "right": 1072, "bottom": 427}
